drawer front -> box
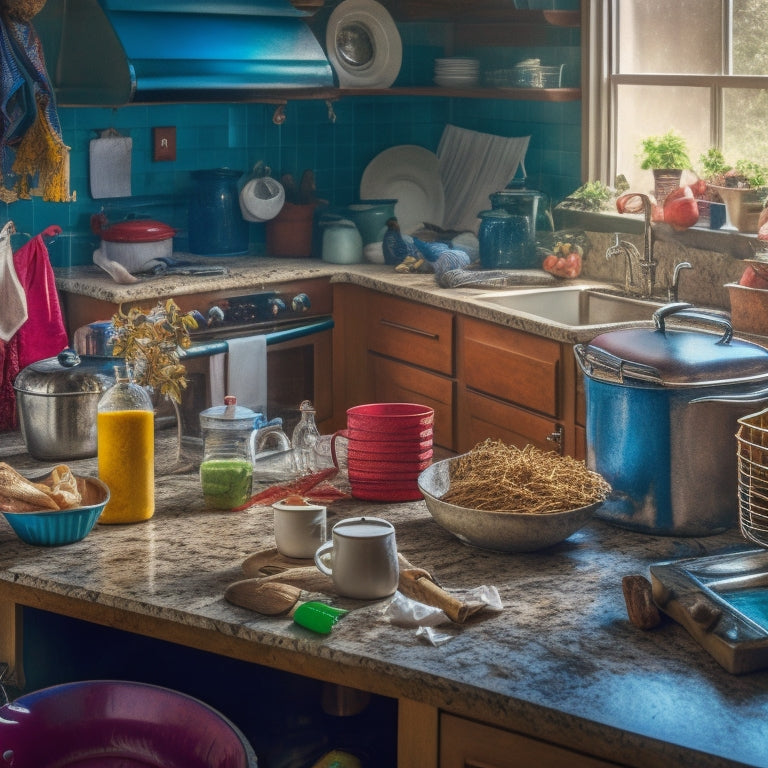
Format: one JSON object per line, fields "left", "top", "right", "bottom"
{"left": 368, "top": 294, "right": 454, "bottom": 376}
{"left": 440, "top": 713, "right": 622, "bottom": 768}
{"left": 462, "top": 317, "right": 561, "bottom": 419}
{"left": 460, "top": 390, "right": 560, "bottom": 454}
{"left": 371, "top": 355, "right": 454, "bottom": 450}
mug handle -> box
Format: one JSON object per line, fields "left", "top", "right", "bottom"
{"left": 330, "top": 429, "right": 349, "bottom": 469}
{"left": 314, "top": 540, "right": 334, "bottom": 576}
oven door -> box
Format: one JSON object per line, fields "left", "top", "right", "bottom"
{"left": 178, "top": 317, "right": 333, "bottom": 441}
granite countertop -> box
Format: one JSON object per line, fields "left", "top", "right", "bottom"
{"left": 1, "top": 433, "right": 767, "bottom": 767}
{"left": 53, "top": 257, "right": 645, "bottom": 344}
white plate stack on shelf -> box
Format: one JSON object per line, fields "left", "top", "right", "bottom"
{"left": 433, "top": 58, "right": 480, "bottom": 88}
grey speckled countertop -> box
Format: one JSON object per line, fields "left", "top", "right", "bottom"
{"left": 54, "top": 257, "right": 647, "bottom": 344}
{"left": 1, "top": 433, "right": 767, "bottom": 767}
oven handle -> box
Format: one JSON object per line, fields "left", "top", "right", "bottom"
{"left": 182, "top": 317, "right": 334, "bottom": 360}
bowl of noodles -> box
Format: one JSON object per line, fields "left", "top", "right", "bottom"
{"left": 417, "top": 440, "right": 611, "bottom": 553}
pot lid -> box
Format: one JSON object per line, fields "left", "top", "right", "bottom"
{"left": 92, "top": 215, "right": 176, "bottom": 243}
{"left": 333, "top": 516, "right": 394, "bottom": 539}
{"left": 13, "top": 351, "right": 115, "bottom": 395}
{"left": 579, "top": 304, "right": 768, "bottom": 388}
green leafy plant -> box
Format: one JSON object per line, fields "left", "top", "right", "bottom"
{"left": 111, "top": 299, "right": 198, "bottom": 404}
{"left": 699, "top": 148, "right": 768, "bottom": 189}
{"left": 566, "top": 180, "right": 613, "bottom": 211}
{"left": 638, "top": 130, "right": 692, "bottom": 170}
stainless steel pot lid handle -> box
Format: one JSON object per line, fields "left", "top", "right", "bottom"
{"left": 653, "top": 302, "right": 733, "bottom": 344}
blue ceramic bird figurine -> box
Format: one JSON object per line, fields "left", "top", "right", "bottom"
{"left": 382, "top": 218, "right": 414, "bottom": 266}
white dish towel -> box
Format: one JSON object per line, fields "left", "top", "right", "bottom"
{"left": 225, "top": 335, "right": 268, "bottom": 414}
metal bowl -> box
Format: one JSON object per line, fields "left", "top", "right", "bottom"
{"left": 2, "top": 476, "right": 109, "bottom": 546}
{"left": 417, "top": 457, "right": 600, "bottom": 553}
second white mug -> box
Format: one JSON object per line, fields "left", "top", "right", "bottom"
{"left": 315, "top": 516, "right": 398, "bottom": 599}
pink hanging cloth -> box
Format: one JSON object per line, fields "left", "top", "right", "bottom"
{"left": 13, "top": 224, "right": 68, "bottom": 370}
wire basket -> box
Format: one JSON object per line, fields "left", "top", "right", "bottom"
{"left": 736, "top": 407, "right": 768, "bottom": 548}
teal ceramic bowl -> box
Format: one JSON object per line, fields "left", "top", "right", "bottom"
{"left": 2, "top": 476, "right": 109, "bottom": 546}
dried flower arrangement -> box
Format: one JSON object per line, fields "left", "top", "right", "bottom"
{"left": 111, "top": 299, "right": 199, "bottom": 404}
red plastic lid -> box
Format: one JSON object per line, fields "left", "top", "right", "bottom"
{"left": 98, "top": 219, "right": 176, "bottom": 243}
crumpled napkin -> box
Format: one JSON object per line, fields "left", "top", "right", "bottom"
{"left": 382, "top": 587, "right": 503, "bottom": 646}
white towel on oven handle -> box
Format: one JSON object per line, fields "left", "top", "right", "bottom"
{"left": 226, "top": 334, "right": 268, "bottom": 414}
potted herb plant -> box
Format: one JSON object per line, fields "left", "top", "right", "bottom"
{"left": 700, "top": 148, "right": 768, "bottom": 233}
{"left": 638, "top": 130, "right": 692, "bottom": 205}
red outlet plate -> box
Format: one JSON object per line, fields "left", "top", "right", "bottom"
{"left": 153, "top": 126, "right": 176, "bottom": 162}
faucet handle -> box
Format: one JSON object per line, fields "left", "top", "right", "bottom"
{"left": 669, "top": 261, "right": 693, "bottom": 302}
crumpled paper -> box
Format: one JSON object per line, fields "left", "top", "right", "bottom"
{"left": 382, "top": 587, "right": 503, "bottom": 646}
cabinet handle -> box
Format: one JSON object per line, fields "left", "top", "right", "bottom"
{"left": 379, "top": 318, "right": 439, "bottom": 340}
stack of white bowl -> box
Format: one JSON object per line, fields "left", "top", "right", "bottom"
{"left": 434, "top": 58, "right": 480, "bottom": 88}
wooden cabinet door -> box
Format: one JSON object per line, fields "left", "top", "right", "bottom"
{"left": 460, "top": 317, "right": 561, "bottom": 419}
{"left": 440, "top": 715, "right": 622, "bottom": 768}
{"left": 370, "top": 355, "right": 454, "bottom": 450}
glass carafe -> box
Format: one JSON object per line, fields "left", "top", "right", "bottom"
{"left": 97, "top": 364, "right": 155, "bottom": 524}
{"left": 199, "top": 396, "right": 256, "bottom": 509}
{"left": 291, "top": 400, "right": 321, "bottom": 475}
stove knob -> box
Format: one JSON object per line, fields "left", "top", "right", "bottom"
{"left": 268, "top": 297, "right": 287, "bottom": 316}
{"left": 291, "top": 293, "right": 311, "bottom": 312}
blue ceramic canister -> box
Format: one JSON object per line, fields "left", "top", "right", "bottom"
{"left": 188, "top": 169, "right": 250, "bottom": 256}
{"left": 478, "top": 209, "right": 537, "bottom": 269}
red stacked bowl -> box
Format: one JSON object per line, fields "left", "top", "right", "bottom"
{"left": 344, "top": 403, "right": 434, "bottom": 501}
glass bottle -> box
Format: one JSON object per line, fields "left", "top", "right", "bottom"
{"left": 199, "top": 396, "right": 255, "bottom": 509}
{"left": 97, "top": 364, "right": 155, "bottom": 524}
{"left": 291, "top": 400, "right": 321, "bottom": 475}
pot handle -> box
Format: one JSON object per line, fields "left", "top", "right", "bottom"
{"left": 653, "top": 303, "right": 733, "bottom": 344}
{"left": 691, "top": 386, "right": 768, "bottom": 405}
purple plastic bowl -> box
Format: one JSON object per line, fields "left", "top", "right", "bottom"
{"left": 0, "top": 680, "right": 257, "bottom": 767}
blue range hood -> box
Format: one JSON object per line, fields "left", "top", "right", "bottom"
{"left": 34, "top": 0, "right": 334, "bottom": 105}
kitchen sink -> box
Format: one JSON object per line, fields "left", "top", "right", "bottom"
{"left": 473, "top": 286, "right": 662, "bottom": 328}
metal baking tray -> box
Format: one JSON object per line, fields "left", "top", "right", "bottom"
{"left": 650, "top": 548, "right": 768, "bottom": 674}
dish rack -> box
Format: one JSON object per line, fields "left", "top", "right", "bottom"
{"left": 736, "top": 407, "right": 768, "bottom": 547}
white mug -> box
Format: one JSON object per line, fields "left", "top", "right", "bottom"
{"left": 315, "top": 516, "right": 398, "bottom": 599}
{"left": 272, "top": 498, "right": 326, "bottom": 558}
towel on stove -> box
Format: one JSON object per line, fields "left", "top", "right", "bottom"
{"left": 218, "top": 335, "right": 268, "bottom": 414}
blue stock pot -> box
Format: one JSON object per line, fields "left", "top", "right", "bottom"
{"left": 575, "top": 303, "right": 768, "bottom": 536}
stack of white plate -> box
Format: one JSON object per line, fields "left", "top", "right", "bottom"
{"left": 434, "top": 58, "right": 480, "bottom": 88}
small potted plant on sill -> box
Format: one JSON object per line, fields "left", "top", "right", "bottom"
{"left": 700, "top": 148, "right": 768, "bottom": 233}
{"left": 638, "top": 130, "right": 692, "bottom": 206}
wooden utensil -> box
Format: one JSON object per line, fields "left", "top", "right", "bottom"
{"left": 225, "top": 579, "right": 302, "bottom": 615}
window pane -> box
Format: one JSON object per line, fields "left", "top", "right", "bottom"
{"left": 733, "top": 0, "right": 768, "bottom": 75}
{"left": 616, "top": 84, "right": 712, "bottom": 190}
{"left": 616, "top": 0, "right": 722, "bottom": 75}
{"left": 723, "top": 89, "right": 768, "bottom": 164}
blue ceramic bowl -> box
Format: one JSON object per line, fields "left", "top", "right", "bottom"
{"left": 2, "top": 476, "right": 109, "bottom": 546}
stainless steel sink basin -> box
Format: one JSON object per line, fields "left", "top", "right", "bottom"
{"left": 473, "top": 286, "right": 661, "bottom": 328}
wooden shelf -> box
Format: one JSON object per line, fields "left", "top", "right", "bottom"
{"left": 337, "top": 86, "right": 581, "bottom": 102}
{"left": 379, "top": 2, "right": 579, "bottom": 26}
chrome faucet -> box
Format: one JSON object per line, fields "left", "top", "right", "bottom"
{"left": 669, "top": 261, "right": 693, "bottom": 302}
{"left": 608, "top": 192, "right": 657, "bottom": 298}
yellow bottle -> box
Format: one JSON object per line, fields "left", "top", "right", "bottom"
{"left": 97, "top": 366, "right": 155, "bottom": 524}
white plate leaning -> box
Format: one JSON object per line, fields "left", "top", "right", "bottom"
{"left": 325, "top": 0, "right": 402, "bottom": 88}
{"left": 360, "top": 145, "right": 445, "bottom": 233}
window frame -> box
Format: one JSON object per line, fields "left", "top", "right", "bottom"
{"left": 582, "top": 0, "right": 768, "bottom": 186}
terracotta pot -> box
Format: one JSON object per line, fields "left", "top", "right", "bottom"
{"left": 652, "top": 169, "right": 683, "bottom": 207}
{"left": 266, "top": 202, "right": 315, "bottom": 257}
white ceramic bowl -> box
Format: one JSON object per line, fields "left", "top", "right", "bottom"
{"left": 239, "top": 177, "right": 286, "bottom": 223}
{"left": 418, "top": 456, "right": 601, "bottom": 553}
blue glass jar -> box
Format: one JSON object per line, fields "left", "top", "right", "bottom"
{"left": 188, "top": 169, "right": 249, "bottom": 256}
{"left": 478, "top": 209, "right": 537, "bottom": 269}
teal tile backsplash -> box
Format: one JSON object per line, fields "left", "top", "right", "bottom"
{"left": 2, "top": 21, "right": 581, "bottom": 268}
